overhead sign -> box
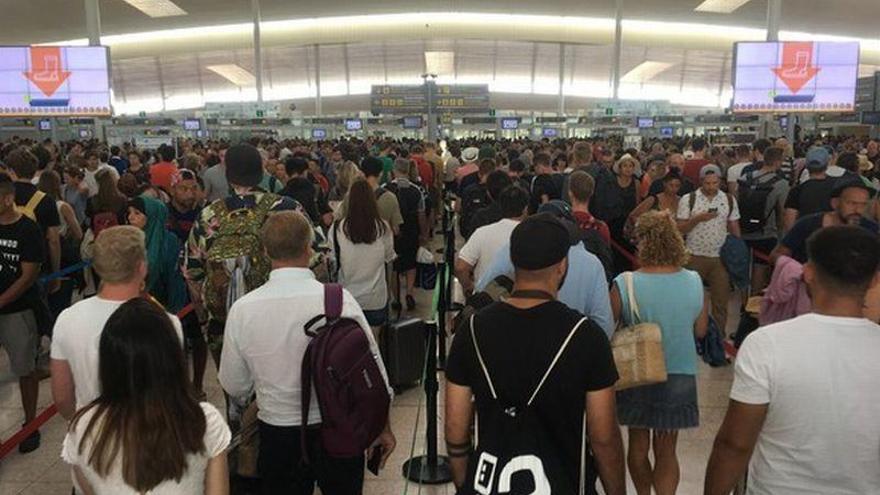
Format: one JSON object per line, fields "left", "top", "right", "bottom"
{"left": 370, "top": 84, "right": 490, "bottom": 114}
{"left": 855, "top": 73, "right": 880, "bottom": 113}
{"left": 0, "top": 46, "right": 111, "bottom": 117}
{"left": 732, "top": 41, "right": 859, "bottom": 113}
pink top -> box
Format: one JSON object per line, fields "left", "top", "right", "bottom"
{"left": 759, "top": 255, "right": 812, "bottom": 326}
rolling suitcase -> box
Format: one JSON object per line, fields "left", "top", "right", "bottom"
{"left": 380, "top": 318, "right": 427, "bottom": 388}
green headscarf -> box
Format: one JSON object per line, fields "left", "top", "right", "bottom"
{"left": 129, "top": 195, "right": 187, "bottom": 312}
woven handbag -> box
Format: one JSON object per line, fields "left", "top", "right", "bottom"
{"left": 611, "top": 272, "right": 668, "bottom": 391}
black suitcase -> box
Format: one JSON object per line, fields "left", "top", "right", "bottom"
{"left": 380, "top": 318, "right": 427, "bottom": 388}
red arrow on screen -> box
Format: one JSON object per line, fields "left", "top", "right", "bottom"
{"left": 772, "top": 42, "right": 820, "bottom": 94}
{"left": 23, "top": 47, "right": 70, "bottom": 98}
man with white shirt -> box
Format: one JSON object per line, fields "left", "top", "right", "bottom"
{"left": 219, "top": 211, "right": 396, "bottom": 495}
{"left": 82, "top": 150, "right": 119, "bottom": 197}
{"left": 725, "top": 144, "right": 753, "bottom": 196}
{"left": 456, "top": 185, "right": 528, "bottom": 294}
{"left": 50, "top": 226, "right": 184, "bottom": 421}
{"left": 705, "top": 226, "right": 880, "bottom": 495}
{"left": 677, "top": 164, "right": 741, "bottom": 334}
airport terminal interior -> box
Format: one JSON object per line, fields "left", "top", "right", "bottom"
{"left": 0, "top": 0, "right": 879, "bottom": 494}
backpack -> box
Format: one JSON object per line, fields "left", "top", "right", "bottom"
{"left": 459, "top": 185, "right": 490, "bottom": 239}
{"left": 91, "top": 211, "right": 119, "bottom": 238}
{"left": 577, "top": 228, "right": 614, "bottom": 283}
{"left": 695, "top": 315, "right": 728, "bottom": 367}
{"left": 737, "top": 171, "right": 784, "bottom": 234}
{"left": 301, "top": 284, "right": 391, "bottom": 459}
{"left": 386, "top": 181, "right": 421, "bottom": 238}
{"left": 465, "top": 314, "right": 592, "bottom": 494}
{"left": 452, "top": 275, "right": 514, "bottom": 334}
{"left": 203, "top": 193, "right": 277, "bottom": 322}
{"left": 15, "top": 190, "right": 45, "bottom": 223}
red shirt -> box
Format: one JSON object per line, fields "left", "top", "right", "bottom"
{"left": 572, "top": 210, "right": 611, "bottom": 245}
{"left": 150, "top": 161, "right": 178, "bottom": 192}
{"left": 412, "top": 155, "right": 434, "bottom": 190}
{"left": 682, "top": 158, "right": 709, "bottom": 186}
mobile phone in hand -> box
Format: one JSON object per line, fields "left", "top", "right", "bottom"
{"left": 367, "top": 446, "right": 384, "bottom": 476}
{"left": 708, "top": 207, "right": 718, "bottom": 213}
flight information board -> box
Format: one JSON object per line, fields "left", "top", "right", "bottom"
{"left": 0, "top": 46, "right": 111, "bottom": 116}
{"left": 732, "top": 41, "right": 859, "bottom": 113}
{"left": 370, "top": 84, "right": 489, "bottom": 114}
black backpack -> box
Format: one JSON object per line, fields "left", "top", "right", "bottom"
{"left": 737, "top": 171, "right": 784, "bottom": 235}
{"left": 578, "top": 229, "right": 614, "bottom": 284}
{"left": 459, "top": 184, "right": 490, "bottom": 239}
{"left": 385, "top": 181, "right": 421, "bottom": 238}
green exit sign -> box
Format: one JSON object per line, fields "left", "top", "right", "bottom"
{"left": 605, "top": 107, "right": 614, "bottom": 116}
{"left": 256, "top": 110, "right": 265, "bottom": 118}
{"left": 138, "top": 111, "right": 146, "bottom": 118}
{"left": 489, "top": 109, "right": 496, "bottom": 117}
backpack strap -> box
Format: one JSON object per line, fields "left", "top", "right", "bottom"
{"left": 527, "top": 317, "right": 588, "bottom": 406}
{"left": 254, "top": 193, "right": 279, "bottom": 218}
{"left": 300, "top": 342, "right": 315, "bottom": 463}
{"left": 688, "top": 191, "right": 697, "bottom": 215}
{"left": 470, "top": 314, "right": 499, "bottom": 400}
{"left": 324, "top": 283, "right": 343, "bottom": 320}
{"left": 331, "top": 221, "right": 342, "bottom": 280}
{"left": 19, "top": 190, "right": 45, "bottom": 220}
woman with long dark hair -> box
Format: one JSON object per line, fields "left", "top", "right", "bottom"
{"left": 62, "top": 298, "right": 230, "bottom": 494}
{"left": 328, "top": 178, "right": 395, "bottom": 331}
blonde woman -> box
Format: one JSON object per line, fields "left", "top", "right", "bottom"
{"left": 329, "top": 160, "right": 362, "bottom": 204}
{"left": 609, "top": 211, "right": 708, "bottom": 495}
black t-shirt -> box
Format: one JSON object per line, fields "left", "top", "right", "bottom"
{"left": 468, "top": 203, "right": 504, "bottom": 235}
{"left": 0, "top": 216, "right": 45, "bottom": 314}
{"left": 280, "top": 177, "right": 321, "bottom": 224}
{"left": 782, "top": 212, "right": 880, "bottom": 263}
{"left": 166, "top": 205, "right": 201, "bottom": 246}
{"left": 649, "top": 176, "right": 695, "bottom": 197}
{"left": 447, "top": 301, "right": 618, "bottom": 493}
{"left": 784, "top": 177, "right": 835, "bottom": 218}
{"left": 14, "top": 182, "right": 60, "bottom": 232}
{"left": 459, "top": 183, "right": 490, "bottom": 239}
{"left": 528, "top": 174, "right": 560, "bottom": 214}
{"left": 460, "top": 171, "right": 480, "bottom": 194}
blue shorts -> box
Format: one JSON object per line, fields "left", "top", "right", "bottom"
{"left": 363, "top": 306, "right": 388, "bottom": 327}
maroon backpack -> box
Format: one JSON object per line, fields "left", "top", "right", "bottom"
{"left": 301, "top": 284, "right": 391, "bottom": 460}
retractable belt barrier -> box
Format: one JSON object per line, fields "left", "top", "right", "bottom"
{"left": 0, "top": 261, "right": 195, "bottom": 460}
{"left": 610, "top": 238, "right": 640, "bottom": 269}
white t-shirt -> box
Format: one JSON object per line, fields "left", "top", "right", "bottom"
{"left": 330, "top": 220, "right": 396, "bottom": 311}
{"left": 50, "top": 296, "right": 184, "bottom": 410}
{"left": 726, "top": 161, "right": 752, "bottom": 183}
{"left": 63, "top": 402, "right": 230, "bottom": 495}
{"left": 731, "top": 313, "right": 880, "bottom": 495}
{"left": 676, "top": 189, "right": 740, "bottom": 258}
{"left": 458, "top": 218, "right": 520, "bottom": 284}
{"left": 83, "top": 164, "right": 120, "bottom": 198}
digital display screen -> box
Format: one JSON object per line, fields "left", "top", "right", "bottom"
{"left": 732, "top": 41, "right": 859, "bottom": 113}
{"left": 660, "top": 127, "right": 674, "bottom": 137}
{"left": 0, "top": 46, "right": 111, "bottom": 116}
{"left": 183, "top": 119, "right": 200, "bottom": 131}
{"left": 542, "top": 128, "right": 558, "bottom": 137}
{"left": 38, "top": 119, "right": 51, "bottom": 130}
{"left": 501, "top": 118, "right": 518, "bottom": 130}
{"left": 312, "top": 128, "right": 327, "bottom": 139}
{"left": 78, "top": 129, "right": 92, "bottom": 138}
{"left": 862, "top": 112, "right": 880, "bottom": 125}
{"left": 402, "top": 116, "right": 422, "bottom": 129}
{"left": 345, "top": 119, "right": 362, "bottom": 131}
{"left": 779, "top": 116, "right": 789, "bottom": 129}
{"left": 637, "top": 117, "right": 654, "bottom": 128}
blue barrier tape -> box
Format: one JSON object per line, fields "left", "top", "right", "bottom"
{"left": 39, "top": 260, "right": 92, "bottom": 283}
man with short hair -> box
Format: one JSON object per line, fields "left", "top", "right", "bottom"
{"left": 279, "top": 156, "right": 323, "bottom": 225}
{"left": 52, "top": 226, "right": 184, "bottom": 423}
{"left": 62, "top": 166, "right": 88, "bottom": 226}
{"left": 782, "top": 147, "right": 835, "bottom": 232}
{"left": 648, "top": 153, "right": 694, "bottom": 196}
{"left": 677, "top": 165, "right": 741, "bottom": 333}
{"left": 82, "top": 150, "right": 119, "bottom": 197}
{"left": 772, "top": 176, "right": 879, "bottom": 264}
{"left": 6, "top": 148, "right": 61, "bottom": 296}
{"left": 456, "top": 185, "right": 528, "bottom": 294}
{"left": 108, "top": 145, "right": 128, "bottom": 176}
{"left": 569, "top": 170, "right": 611, "bottom": 245}
{"left": 387, "top": 158, "right": 427, "bottom": 311}
{"left": 681, "top": 137, "right": 710, "bottom": 185}
{"left": 459, "top": 158, "right": 497, "bottom": 239}
{"left": 446, "top": 213, "right": 625, "bottom": 495}
{"left": 202, "top": 143, "right": 230, "bottom": 203}
{"left": 150, "top": 144, "right": 178, "bottom": 193}
{"left": 0, "top": 172, "right": 45, "bottom": 453}
{"left": 467, "top": 170, "right": 513, "bottom": 235}
{"left": 798, "top": 145, "right": 846, "bottom": 184}
{"left": 726, "top": 144, "right": 754, "bottom": 195}
{"left": 528, "top": 152, "right": 559, "bottom": 214}
{"left": 705, "top": 226, "right": 880, "bottom": 495}
{"left": 738, "top": 145, "right": 790, "bottom": 290}
{"left": 186, "top": 144, "right": 308, "bottom": 363}
{"left": 219, "top": 211, "right": 396, "bottom": 495}
{"left": 335, "top": 156, "right": 403, "bottom": 236}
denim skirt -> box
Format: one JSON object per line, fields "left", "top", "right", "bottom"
{"left": 616, "top": 374, "right": 699, "bottom": 430}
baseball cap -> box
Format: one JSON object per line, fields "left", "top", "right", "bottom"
{"left": 831, "top": 175, "right": 876, "bottom": 199}
{"left": 699, "top": 164, "right": 722, "bottom": 180}
{"left": 805, "top": 147, "right": 831, "bottom": 171}
{"left": 510, "top": 213, "right": 570, "bottom": 271}
{"left": 537, "top": 200, "right": 575, "bottom": 223}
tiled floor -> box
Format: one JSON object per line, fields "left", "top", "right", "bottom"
{"left": 0, "top": 288, "right": 739, "bottom": 495}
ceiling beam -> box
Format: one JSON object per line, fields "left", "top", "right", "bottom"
{"left": 343, "top": 43, "right": 350, "bottom": 95}
{"left": 530, "top": 42, "right": 539, "bottom": 92}
{"left": 154, "top": 56, "right": 166, "bottom": 110}
{"left": 679, "top": 49, "right": 688, "bottom": 92}
{"left": 195, "top": 53, "right": 205, "bottom": 97}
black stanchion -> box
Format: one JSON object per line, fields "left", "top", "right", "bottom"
{"left": 437, "top": 198, "right": 455, "bottom": 369}
{"left": 402, "top": 318, "right": 452, "bottom": 484}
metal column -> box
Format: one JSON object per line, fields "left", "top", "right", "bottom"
{"left": 425, "top": 78, "right": 437, "bottom": 143}
{"left": 558, "top": 43, "right": 565, "bottom": 116}
{"left": 611, "top": 0, "right": 624, "bottom": 100}
{"left": 314, "top": 45, "right": 322, "bottom": 116}
{"left": 252, "top": 0, "right": 263, "bottom": 103}
{"left": 766, "top": 0, "right": 782, "bottom": 42}
{"left": 84, "top": 0, "right": 101, "bottom": 46}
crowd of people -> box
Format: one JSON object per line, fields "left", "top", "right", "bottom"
{"left": 0, "top": 130, "right": 878, "bottom": 494}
